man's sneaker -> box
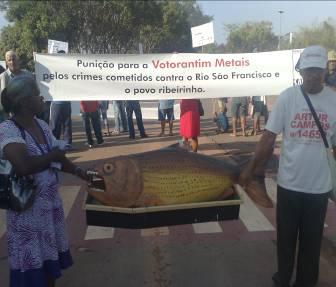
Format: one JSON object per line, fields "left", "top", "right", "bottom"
{"left": 85, "top": 143, "right": 94, "bottom": 148}
{"left": 97, "top": 141, "right": 104, "bottom": 146}
{"left": 140, "top": 133, "right": 148, "bottom": 138}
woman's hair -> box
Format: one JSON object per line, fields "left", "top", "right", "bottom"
{"left": 1, "top": 76, "right": 39, "bottom": 114}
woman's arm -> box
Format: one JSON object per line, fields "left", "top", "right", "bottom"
{"left": 3, "top": 142, "right": 66, "bottom": 176}
{"left": 61, "top": 157, "right": 90, "bottom": 181}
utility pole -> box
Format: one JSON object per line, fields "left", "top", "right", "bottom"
{"left": 278, "top": 10, "right": 284, "bottom": 50}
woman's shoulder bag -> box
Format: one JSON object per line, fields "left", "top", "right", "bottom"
{"left": 0, "top": 119, "right": 36, "bottom": 212}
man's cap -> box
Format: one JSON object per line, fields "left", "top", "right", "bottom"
{"left": 296, "top": 45, "right": 328, "bottom": 71}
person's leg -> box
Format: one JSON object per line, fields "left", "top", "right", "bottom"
{"left": 191, "top": 137, "right": 198, "bottom": 152}
{"left": 230, "top": 101, "right": 239, "bottom": 136}
{"left": 82, "top": 112, "right": 93, "bottom": 146}
{"left": 160, "top": 121, "right": 165, "bottom": 136}
{"left": 168, "top": 120, "right": 173, "bottom": 135}
{"left": 119, "top": 101, "right": 128, "bottom": 132}
{"left": 91, "top": 110, "right": 104, "bottom": 144}
{"left": 253, "top": 114, "right": 260, "bottom": 136}
{"left": 276, "top": 185, "right": 301, "bottom": 287}
{"left": 62, "top": 103, "right": 72, "bottom": 145}
{"left": 294, "top": 192, "right": 329, "bottom": 287}
{"left": 113, "top": 101, "right": 121, "bottom": 132}
{"left": 126, "top": 103, "right": 135, "bottom": 139}
{"left": 167, "top": 107, "right": 174, "bottom": 135}
{"left": 231, "top": 117, "right": 237, "bottom": 136}
{"left": 102, "top": 109, "right": 110, "bottom": 135}
{"left": 240, "top": 116, "right": 246, "bottom": 136}
{"left": 158, "top": 108, "right": 165, "bottom": 136}
{"left": 50, "top": 104, "right": 62, "bottom": 139}
{"left": 133, "top": 102, "right": 147, "bottom": 137}
{"left": 240, "top": 101, "right": 248, "bottom": 136}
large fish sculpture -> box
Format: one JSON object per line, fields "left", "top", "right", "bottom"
{"left": 87, "top": 146, "right": 273, "bottom": 208}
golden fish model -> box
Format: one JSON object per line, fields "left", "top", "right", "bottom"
{"left": 87, "top": 147, "right": 272, "bottom": 208}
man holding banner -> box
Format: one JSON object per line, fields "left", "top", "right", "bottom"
{"left": 240, "top": 45, "right": 336, "bottom": 287}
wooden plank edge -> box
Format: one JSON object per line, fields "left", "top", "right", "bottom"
{"left": 83, "top": 186, "right": 244, "bottom": 214}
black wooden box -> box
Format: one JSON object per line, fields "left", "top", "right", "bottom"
{"left": 83, "top": 188, "right": 242, "bottom": 229}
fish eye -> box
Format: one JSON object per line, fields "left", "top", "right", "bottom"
{"left": 103, "top": 163, "right": 114, "bottom": 174}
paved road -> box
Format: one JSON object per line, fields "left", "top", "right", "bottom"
{"left": 0, "top": 117, "right": 336, "bottom": 287}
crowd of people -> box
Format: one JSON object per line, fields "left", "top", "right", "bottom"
{"left": 0, "top": 45, "right": 336, "bottom": 287}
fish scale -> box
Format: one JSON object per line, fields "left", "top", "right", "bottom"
{"left": 141, "top": 169, "right": 233, "bottom": 205}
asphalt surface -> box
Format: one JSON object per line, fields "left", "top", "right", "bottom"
{"left": 0, "top": 114, "right": 336, "bottom": 287}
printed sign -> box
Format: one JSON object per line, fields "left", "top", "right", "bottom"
{"left": 191, "top": 22, "right": 214, "bottom": 48}
{"left": 48, "top": 39, "right": 69, "bottom": 54}
{"left": 35, "top": 50, "right": 297, "bottom": 101}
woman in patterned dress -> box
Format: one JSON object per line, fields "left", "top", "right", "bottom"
{"left": 0, "top": 76, "right": 89, "bottom": 287}
{"left": 179, "top": 99, "right": 201, "bottom": 152}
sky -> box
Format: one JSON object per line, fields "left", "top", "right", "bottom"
{"left": 197, "top": 1, "right": 336, "bottom": 44}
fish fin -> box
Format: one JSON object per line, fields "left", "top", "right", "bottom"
{"left": 245, "top": 179, "right": 273, "bottom": 208}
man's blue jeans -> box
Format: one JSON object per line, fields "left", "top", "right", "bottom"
{"left": 81, "top": 110, "right": 103, "bottom": 145}
{"left": 125, "top": 101, "right": 146, "bottom": 138}
{"left": 113, "top": 101, "right": 128, "bottom": 132}
{"left": 50, "top": 102, "right": 72, "bottom": 144}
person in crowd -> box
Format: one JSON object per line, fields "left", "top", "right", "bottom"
{"left": 158, "top": 99, "right": 175, "bottom": 136}
{"left": 112, "top": 100, "right": 128, "bottom": 134}
{"left": 80, "top": 100, "right": 104, "bottom": 148}
{"left": 0, "top": 76, "right": 90, "bottom": 287}
{"left": 251, "top": 96, "right": 269, "bottom": 136}
{"left": 180, "top": 99, "right": 200, "bottom": 152}
{"left": 326, "top": 72, "right": 336, "bottom": 91}
{"left": 213, "top": 97, "right": 229, "bottom": 134}
{"left": 230, "top": 96, "right": 248, "bottom": 137}
{"left": 125, "top": 100, "right": 148, "bottom": 139}
{"left": 49, "top": 100, "right": 72, "bottom": 146}
{"left": 239, "top": 45, "right": 336, "bottom": 287}
{"left": 0, "top": 50, "right": 33, "bottom": 122}
{"left": 98, "top": 101, "right": 111, "bottom": 136}
{"left": 47, "top": 50, "right": 72, "bottom": 137}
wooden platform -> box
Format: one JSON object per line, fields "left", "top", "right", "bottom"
{"left": 83, "top": 187, "right": 243, "bottom": 229}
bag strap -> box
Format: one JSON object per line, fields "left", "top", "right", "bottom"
{"left": 300, "top": 85, "right": 329, "bottom": 148}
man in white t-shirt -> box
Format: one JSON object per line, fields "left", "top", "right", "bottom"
{"left": 240, "top": 45, "right": 336, "bottom": 287}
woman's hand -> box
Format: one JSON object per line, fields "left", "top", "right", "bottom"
{"left": 74, "top": 167, "right": 97, "bottom": 182}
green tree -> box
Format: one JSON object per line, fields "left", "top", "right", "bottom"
{"left": 224, "top": 21, "right": 278, "bottom": 53}
{"left": 0, "top": 0, "right": 210, "bottom": 70}
{"left": 291, "top": 18, "right": 336, "bottom": 51}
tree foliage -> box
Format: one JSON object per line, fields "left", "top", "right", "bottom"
{"left": 0, "top": 0, "right": 211, "bottom": 70}
{"left": 224, "top": 21, "right": 278, "bottom": 53}
{"left": 291, "top": 18, "right": 336, "bottom": 51}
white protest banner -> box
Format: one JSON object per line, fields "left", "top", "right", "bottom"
{"left": 191, "top": 22, "right": 214, "bottom": 48}
{"left": 35, "top": 50, "right": 295, "bottom": 101}
{"left": 48, "top": 39, "right": 69, "bottom": 54}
